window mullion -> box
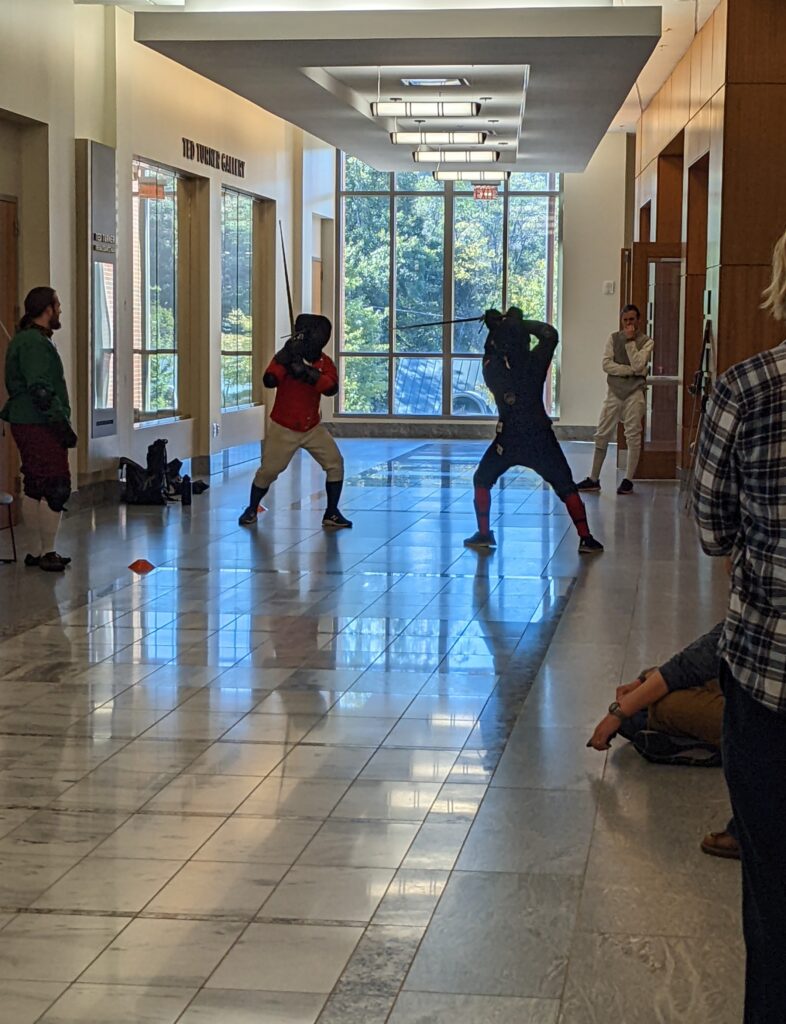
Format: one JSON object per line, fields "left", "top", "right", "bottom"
{"left": 502, "top": 182, "right": 510, "bottom": 311}
{"left": 442, "top": 182, "right": 454, "bottom": 416}
{"left": 388, "top": 184, "right": 395, "bottom": 416}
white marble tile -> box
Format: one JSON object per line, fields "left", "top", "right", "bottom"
{"left": 178, "top": 988, "right": 326, "bottom": 1023}
{"left": 298, "top": 820, "right": 419, "bottom": 868}
{"left": 260, "top": 865, "right": 394, "bottom": 923}
{"left": 237, "top": 778, "right": 350, "bottom": 818}
{"left": 0, "top": 981, "right": 68, "bottom": 1024}
{"left": 0, "top": 914, "right": 129, "bottom": 982}
{"left": 32, "top": 855, "right": 182, "bottom": 913}
{"left": 38, "top": 984, "right": 195, "bottom": 1024}
{"left": 81, "top": 919, "right": 245, "bottom": 987}
{"left": 145, "top": 860, "right": 285, "bottom": 918}
{"left": 92, "top": 813, "right": 224, "bottom": 860}
{"left": 206, "top": 922, "right": 362, "bottom": 992}
{"left": 195, "top": 817, "right": 320, "bottom": 864}
{"left": 331, "top": 780, "right": 441, "bottom": 822}
{"left": 143, "top": 774, "right": 262, "bottom": 815}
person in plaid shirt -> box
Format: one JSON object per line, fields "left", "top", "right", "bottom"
{"left": 693, "top": 227, "right": 786, "bottom": 1024}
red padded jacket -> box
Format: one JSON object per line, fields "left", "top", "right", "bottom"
{"left": 265, "top": 354, "right": 338, "bottom": 433}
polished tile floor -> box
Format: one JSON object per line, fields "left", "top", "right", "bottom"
{"left": 0, "top": 440, "right": 742, "bottom": 1023}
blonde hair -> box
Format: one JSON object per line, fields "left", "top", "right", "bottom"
{"left": 762, "top": 228, "right": 786, "bottom": 321}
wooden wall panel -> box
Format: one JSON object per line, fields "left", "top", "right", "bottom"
{"left": 699, "top": 17, "right": 715, "bottom": 112}
{"left": 656, "top": 153, "right": 684, "bottom": 243}
{"left": 717, "top": 264, "right": 784, "bottom": 373}
{"left": 721, "top": 84, "right": 786, "bottom": 266}
{"left": 672, "top": 55, "right": 692, "bottom": 130}
{"left": 689, "top": 29, "right": 703, "bottom": 119}
{"left": 711, "top": 0, "right": 728, "bottom": 96}
{"left": 726, "top": 0, "right": 786, "bottom": 85}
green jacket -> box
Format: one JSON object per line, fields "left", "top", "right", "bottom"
{"left": 1, "top": 327, "right": 71, "bottom": 424}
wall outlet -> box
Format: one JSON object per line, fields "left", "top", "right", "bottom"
{"left": 603, "top": 280, "right": 616, "bottom": 295}
{"left": 212, "top": 422, "right": 220, "bottom": 438}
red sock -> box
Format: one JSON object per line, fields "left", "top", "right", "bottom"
{"left": 474, "top": 486, "right": 491, "bottom": 535}
{"left": 564, "top": 492, "right": 590, "bottom": 539}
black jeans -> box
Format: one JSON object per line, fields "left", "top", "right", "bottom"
{"left": 721, "top": 660, "right": 786, "bottom": 1024}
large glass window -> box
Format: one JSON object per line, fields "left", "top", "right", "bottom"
{"left": 132, "top": 159, "right": 179, "bottom": 421}
{"left": 338, "top": 156, "right": 561, "bottom": 417}
{"left": 221, "top": 189, "right": 254, "bottom": 410}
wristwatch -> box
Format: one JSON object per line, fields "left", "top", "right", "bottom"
{"left": 608, "top": 701, "right": 626, "bottom": 721}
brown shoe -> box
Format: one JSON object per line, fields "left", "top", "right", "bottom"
{"left": 700, "top": 830, "right": 740, "bottom": 860}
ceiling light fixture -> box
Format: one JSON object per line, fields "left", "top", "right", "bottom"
{"left": 433, "top": 170, "right": 509, "bottom": 182}
{"left": 372, "top": 101, "right": 481, "bottom": 117}
{"left": 413, "top": 150, "right": 500, "bottom": 164}
{"left": 390, "top": 131, "right": 487, "bottom": 145}
{"left": 400, "top": 77, "right": 468, "bottom": 88}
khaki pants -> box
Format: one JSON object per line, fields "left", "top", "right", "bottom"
{"left": 591, "top": 388, "right": 646, "bottom": 480}
{"left": 253, "top": 420, "right": 344, "bottom": 489}
{"left": 647, "top": 680, "right": 723, "bottom": 746}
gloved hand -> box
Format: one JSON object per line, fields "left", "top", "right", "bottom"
{"left": 274, "top": 339, "right": 297, "bottom": 366}
{"left": 30, "top": 385, "right": 53, "bottom": 413}
{"left": 55, "top": 421, "right": 78, "bottom": 449}
{"left": 289, "top": 358, "right": 307, "bottom": 380}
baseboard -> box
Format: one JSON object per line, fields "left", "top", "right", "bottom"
{"left": 327, "top": 421, "right": 596, "bottom": 441}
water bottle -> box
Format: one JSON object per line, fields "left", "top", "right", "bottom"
{"left": 181, "top": 475, "right": 192, "bottom": 507}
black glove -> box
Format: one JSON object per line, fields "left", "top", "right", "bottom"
{"left": 274, "top": 340, "right": 297, "bottom": 366}
{"left": 30, "top": 385, "right": 53, "bottom": 413}
{"left": 55, "top": 421, "right": 78, "bottom": 449}
{"left": 289, "top": 359, "right": 308, "bottom": 380}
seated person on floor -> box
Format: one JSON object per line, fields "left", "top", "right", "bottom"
{"left": 586, "top": 621, "right": 739, "bottom": 860}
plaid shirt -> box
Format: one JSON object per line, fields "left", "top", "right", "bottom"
{"left": 693, "top": 341, "right": 786, "bottom": 713}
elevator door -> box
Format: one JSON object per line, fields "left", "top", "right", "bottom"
{"left": 0, "top": 198, "right": 19, "bottom": 514}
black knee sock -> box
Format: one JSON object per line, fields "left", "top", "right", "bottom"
{"left": 325, "top": 479, "right": 343, "bottom": 514}
{"left": 248, "top": 483, "right": 268, "bottom": 511}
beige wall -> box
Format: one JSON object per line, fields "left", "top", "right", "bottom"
{"left": 556, "top": 132, "right": 628, "bottom": 428}
{"left": 0, "top": 0, "right": 335, "bottom": 488}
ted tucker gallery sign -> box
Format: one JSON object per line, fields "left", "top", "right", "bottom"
{"left": 182, "top": 137, "right": 246, "bottom": 178}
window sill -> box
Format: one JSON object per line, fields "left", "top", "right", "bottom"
{"left": 134, "top": 415, "right": 191, "bottom": 430}
{"left": 221, "top": 403, "right": 259, "bottom": 415}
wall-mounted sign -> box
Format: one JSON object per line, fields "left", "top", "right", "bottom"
{"left": 473, "top": 185, "right": 500, "bottom": 201}
{"left": 182, "top": 137, "right": 246, "bottom": 178}
{"left": 92, "top": 231, "right": 116, "bottom": 254}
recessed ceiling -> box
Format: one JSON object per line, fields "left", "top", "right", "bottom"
{"left": 134, "top": 6, "right": 660, "bottom": 172}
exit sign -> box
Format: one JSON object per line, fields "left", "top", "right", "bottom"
{"left": 473, "top": 185, "right": 500, "bottom": 200}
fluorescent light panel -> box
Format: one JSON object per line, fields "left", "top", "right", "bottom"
{"left": 433, "top": 170, "right": 509, "bottom": 181}
{"left": 390, "top": 131, "right": 486, "bottom": 145}
{"left": 413, "top": 149, "right": 500, "bottom": 164}
{"left": 371, "top": 101, "right": 481, "bottom": 117}
{"left": 400, "top": 77, "right": 468, "bottom": 88}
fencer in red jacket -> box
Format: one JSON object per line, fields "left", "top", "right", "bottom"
{"left": 238, "top": 314, "right": 351, "bottom": 529}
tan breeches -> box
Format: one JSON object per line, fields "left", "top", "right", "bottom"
{"left": 253, "top": 420, "right": 344, "bottom": 489}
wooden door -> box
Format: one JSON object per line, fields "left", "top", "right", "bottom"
{"left": 618, "top": 241, "right": 682, "bottom": 479}
{"left": 0, "top": 198, "right": 19, "bottom": 517}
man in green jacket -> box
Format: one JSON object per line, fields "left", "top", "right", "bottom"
{"left": 1, "top": 287, "right": 76, "bottom": 572}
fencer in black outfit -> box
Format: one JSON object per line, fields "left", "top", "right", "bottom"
{"left": 465, "top": 307, "right": 604, "bottom": 554}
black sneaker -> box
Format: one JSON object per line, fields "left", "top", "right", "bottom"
{"left": 238, "top": 506, "right": 259, "bottom": 526}
{"left": 323, "top": 511, "right": 353, "bottom": 529}
{"left": 632, "top": 729, "right": 722, "bottom": 767}
{"left": 576, "top": 477, "right": 601, "bottom": 492}
{"left": 464, "top": 530, "right": 497, "bottom": 549}
{"left": 578, "top": 535, "right": 604, "bottom": 554}
{"left": 27, "top": 552, "right": 71, "bottom": 568}
{"left": 39, "top": 551, "right": 66, "bottom": 573}
{"left": 617, "top": 478, "right": 634, "bottom": 495}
